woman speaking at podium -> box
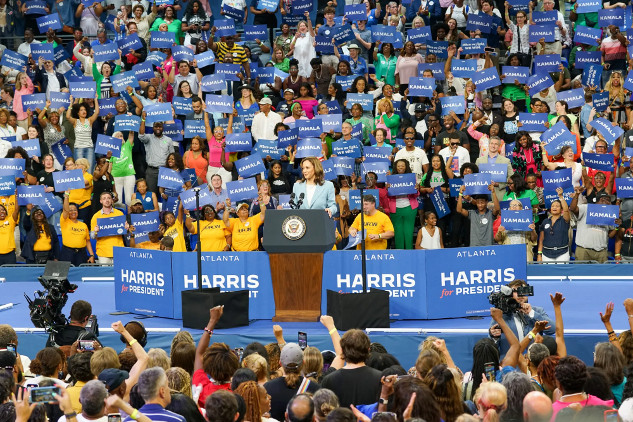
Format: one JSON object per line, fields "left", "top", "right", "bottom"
{"left": 292, "top": 157, "right": 337, "bottom": 217}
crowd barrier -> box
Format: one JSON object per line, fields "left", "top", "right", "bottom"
{"left": 113, "top": 244, "right": 529, "bottom": 320}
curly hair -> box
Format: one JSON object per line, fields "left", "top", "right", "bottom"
{"left": 424, "top": 364, "right": 463, "bottom": 422}
{"left": 313, "top": 388, "right": 339, "bottom": 422}
{"left": 30, "top": 347, "right": 63, "bottom": 377}
{"left": 242, "top": 353, "right": 268, "bottom": 383}
{"left": 67, "top": 352, "right": 95, "bottom": 383}
{"left": 555, "top": 356, "right": 587, "bottom": 395}
{"left": 235, "top": 381, "right": 262, "bottom": 422}
{"left": 167, "top": 367, "right": 192, "bottom": 398}
{"left": 264, "top": 343, "right": 281, "bottom": 378}
{"left": 118, "top": 349, "right": 137, "bottom": 373}
{"left": 202, "top": 343, "right": 239, "bottom": 383}
{"left": 537, "top": 355, "right": 560, "bottom": 393}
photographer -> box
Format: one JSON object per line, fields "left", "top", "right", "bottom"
{"left": 46, "top": 300, "right": 98, "bottom": 348}
{"left": 489, "top": 280, "right": 555, "bottom": 354}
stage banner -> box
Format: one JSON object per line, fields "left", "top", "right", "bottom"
{"left": 171, "top": 252, "right": 275, "bottom": 319}
{"left": 114, "top": 247, "right": 174, "bottom": 318}
{"left": 321, "top": 250, "right": 426, "bottom": 319}
{"left": 424, "top": 244, "right": 527, "bottom": 318}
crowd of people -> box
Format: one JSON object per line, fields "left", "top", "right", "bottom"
{"left": 1, "top": 292, "right": 633, "bottom": 422}
{"left": 0, "top": 0, "right": 632, "bottom": 263}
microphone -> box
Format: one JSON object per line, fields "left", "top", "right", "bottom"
{"left": 288, "top": 193, "right": 297, "bottom": 209}
{"left": 296, "top": 193, "right": 305, "bottom": 208}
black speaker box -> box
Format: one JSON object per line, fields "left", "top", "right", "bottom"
{"left": 181, "top": 288, "right": 250, "bottom": 329}
{"left": 326, "top": 289, "right": 390, "bottom": 331}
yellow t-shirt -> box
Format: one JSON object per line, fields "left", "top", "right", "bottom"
{"left": 0, "top": 195, "right": 17, "bottom": 222}
{"left": 91, "top": 208, "right": 125, "bottom": 258}
{"left": 197, "top": 220, "right": 231, "bottom": 252}
{"left": 229, "top": 214, "right": 262, "bottom": 251}
{"left": 67, "top": 380, "right": 85, "bottom": 413}
{"left": 137, "top": 241, "right": 161, "bottom": 250}
{"left": 60, "top": 214, "right": 89, "bottom": 249}
{"left": 33, "top": 230, "right": 52, "bottom": 251}
{"left": 0, "top": 216, "right": 17, "bottom": 254}
{"left": 163, "top": 220, "right": 187, "bottom": 252}
{"left": 69, "top": 173, "right": 93, "bottom": 209}
{"left": 351, "top": 210, "right": 394, "bottom": 250}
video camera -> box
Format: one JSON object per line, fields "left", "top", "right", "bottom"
{"left": 24, "top": 262, "right": 77, "bottom": 331}
{"left": 488, "top": 283, "right": 534, "bottom": 314}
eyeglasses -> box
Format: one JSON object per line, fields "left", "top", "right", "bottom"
{"left": 451, "top": 142, "right": 460, "bottom": 146}
{"left": 404, "top": 137, "right": 414, "bottom": 140}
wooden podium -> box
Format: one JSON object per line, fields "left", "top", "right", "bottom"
{"left": 263, "top": 210, "right": 336, "bottom": 322}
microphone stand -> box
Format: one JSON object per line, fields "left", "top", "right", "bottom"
{"left": 195, "top": 189, "right": 202, "bottom": 291}
{"left": 358, "top": 183, "right": 367, "bottom": 294}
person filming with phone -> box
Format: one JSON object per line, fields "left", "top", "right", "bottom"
{"left": 488, "top": 279, "right": 555, "bottom": 354}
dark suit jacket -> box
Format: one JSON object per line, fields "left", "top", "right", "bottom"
{"left": 34, "top": 66, "right": 67, "bottom": 96}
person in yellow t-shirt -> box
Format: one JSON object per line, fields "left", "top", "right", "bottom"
{"left": 0, "top": 196, "right": 20, "bottom": 264}
{"left": 349, "top": 195, "right": 395, "bottom": 250}
{"left": 160, "top": 200, "right": 195, "bottom": 252}
{"left": 91, "top": 192, "right": 126, "bottom": 264}
{"left": 68, "top": 158, "right": 94, "bottom": 224}
{"left": 223, "top": 199, "right": 266, "bottom": 252}
{"left": 60, "top": 193, "right": 95, "bottom": 265}
{"left": 23, "top": 205, "right": 59, "bottom": 264}
{"left": 190, "top": 204, "right": 232, "bottom": 252}
{"left": 130, "top": 231, "right": 162, "bottom": 250}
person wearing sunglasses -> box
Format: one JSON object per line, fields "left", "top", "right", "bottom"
{"left": 439, "top": 133, "right": 471, "bottom": 178}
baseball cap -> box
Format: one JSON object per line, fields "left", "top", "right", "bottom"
{"left": 594, "top": 192, "right": 612, "bottom": 203}
{"left": 98, "top": 368, "right": 129, "bottom": 392}
{"left": 280, "top": 343, "right": 303, "bottom": 368}
{"left": 284, "top": 88, "right": 295, "bottom": 95}
{"left": 130, "top": 199, "right": 142, "bottom": 206}
{"left": 237, "top": 203, "right": 249, "bottom": 211}
{"left": 259, "top": 97, "right": 272, "bottom": 105}
{"left": 414, "top": 103, "right": 425, "bottom": 112}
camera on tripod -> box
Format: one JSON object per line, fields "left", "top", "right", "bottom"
{"left": 488, "top": 283, "right": 534, "bottom": 314}
{"left": 24, "top": 262, "right": 77, "bottom": 331}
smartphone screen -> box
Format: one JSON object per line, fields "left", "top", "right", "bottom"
{"left": 80, "top": 340, "right": 95, "bottom": 351}
{"left": 604, "top": 410, "right": 619, "bottom": 422}
{"left": 6, "top": 344, "right": 16, "bottom": 356}
{"left": 234, "top": 348, "right": 243, "bottom": 360}
{"left": 30, "top": 386, "right": 60, "bottom": 403}
{"left": 108, "top": 414, "right": 122, "bottom": 422}
{"left": 298, "top": 332, "right": 307, "bottom": 350}
{"left": 484, "top": 362, "right": 495, "bottom": 382}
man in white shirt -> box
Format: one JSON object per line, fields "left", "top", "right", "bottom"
{"left": 250, "top": 97, "right": 282, "bottom": 142}
{"left": 439, "top": 133, "right": 470, "bottom": 177}
{"left": 534, "top": 0, "right": 567, "bottom": 55}
{"left": 394, "top": 131, "right": 429, "bottom": 184}
{"left": 17, "top": 29, "right": 41, "bottom": 57}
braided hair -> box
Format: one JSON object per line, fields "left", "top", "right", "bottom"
{"left": 234, "top": 381, "right": 262, "bottom": 422}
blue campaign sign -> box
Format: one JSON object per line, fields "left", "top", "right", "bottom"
{"left": 576, "top": 0, "right": 601, "bottom": 13}
{"left": 171, "top": 97, "right": 192, "bottom": 115}
{"left": 278, "top": 128, "right": 299, "bottom": 149}
{"left": 215, "top": 19, "right": 237, "bottom": 37}
{"left": 150, "top": 31, "right": 175, "bottom": 48}
{"left": 179, "top": 187, "right": 213, "bottom": 211}
{"left": 557, "top": 88, "right": 585, "bottom": 109}
{"left": 21, "top": 93, "right": 46, "bottom": 111}
{"left": 426, "top": 40, "right": 449, "bottom": 58}
{"left": 332, "top": 24, "right": 355, "bottom": 44}
{"left": 50, "top": 140, "right": 72, "bottom": 164}
{"left": 430, "top": 186, "right": 450, "bottom": 218}
{"left": 171, "top": 45, "right": 194, "bottom": 62}
{"left": 163, "top": 121, "right": 184, "bottom": 142}
{"left": 322, "top": 250, "right": 426, "bottom": 318}
{"left": 335, "top": 75, "right": 355, "bottom": 91}
{"left": 69, "top": 81, "right": 96, "bottom": 99}
{"left": 583, "top": 153, "right": 614, "bottom": 172}
{"left": 114, "top": 115, "right": 141, "bottom": 132}
{"left": 532, "top": 10, "right": 557, "bottom": 24}
{"left": 361, "top": 162, "right": 389, "bottom": 183}
{"left": 117, "top": 33, "right": 143, "bottom": 52}
{"left": 586, "top": 204, "right": 620, "bottom": 226}
{"left": 533, "top": 54, "right": 561, "bottom": 73}
{"left": 205, "top": 94, "right": 234, "bottom": 114}
{"left": 194, "top": 50, "right": 216, "bottom": 69}
{"left": 222, "top": 4, "right": 244, "bottom": 20}
{"left": 519, "top": 113, "right": 548, "bottom": 132}
{"left": 0, "top": 50, "right": 27, "bottom": 71}
{"left": 528, "top": 72, "right": 554, "bottom": 96}
{"left": 172, "top": 251, "right": 275, "bottom": 319}
{"left": 315, "top": 36, "right": 335, "bottom": 54}
{"left": 253, "top": 139, "right": 284, "bottom": 159}
{"left": 501, "top": 209, "right": 533, "bottom": 231}
{"left": 598, "top": 8, "right": 624, "bottom": 28}
{"left": 215, "top": 63, "right": 241, "bottom": 82}
{"left": 543, "top": 188, "right": 574, "bottom": 208}
{"left": 97, "top": 215, "right": 126, "bottom": 237}
{"left": 408, "top": 26, "right": 432, "bottom": 44}
{"left": 31, "top": 43, "right": 54, "bottom": 62}
{"left": 464, "top": 172, "right": 492, "bottom": 195}
{"left": 425, "top": 245, "right": 526, "bottom": 318}
{"left": 25, "top": 0, "right": 47, "bottom": 14}
{"left": 348, "top": 189, "right": 379, "bottom": 210}
{"left": 472, "top": 67, "right": 500, "bottom": 92}
{"left": 225, "top": 133, "right": 252, "bottom": 152}
{"left": 243, "top": 24, "right": 267, "bottom": 41}
{"left": 575, "top": 50, "right": 601, "bottom": 70}
{"left": 0, "top": 175, "right": 15, "bottom": 196}
{"left": 590, "top": 117, "right": 624, "bottom": 144}
{"left": 181, "top": 168, "right": 198, "bottom": 188}
{"left": 363, "top": 146, "right": 391, "bottom": 162}
{"left": 499, "top": 197, "right": 531, "bottom": 211}
{"left": 114, "top": 248, "right": 174, "bottom": 318}
{"left": 292, "top": 0, "right": 313, "bottom": 14}
{"left": 449, "top": 178, "right": 464, "bottom": 197}
{"left": 110, "top": 71, "right": 141, "bottom": 94}
{"left": 296, "top": 119, "right": 324, "bottom": 139}
{"left": 183, "top": 120, "right": 206, "bottom": 138}
{"left": 344, "top": 3, "right": 366, "bottom": 20}
{"left": 95, "top": 134, "right": 123, "bottom": 158}
{"left": 130, "top": 211, "right": 160, "bottom": 233}
{"left": 257, "top": 0, "right": 277, "bottom": 9}
{"left": 460, "top": 38, "right": 487, "bottom": 55}
{"left": 40, "top": 192, "right": 61, "bottom": 218}
{"left": 324, "top": 101, "right": 342, "bottom": 115}
{"left": 346, "top": 93, "right": 374, "bottom": 111}
{"left": 322, "top": 159, "right": 335, "bottom": 180}
{"left": 371, "top": 25, "right": 397, "bottom": 42}
{"left": 144, "top": 103, "right": 172, "bottom": 125}
{"left": 529, "top": 24, "right": 555, "bottom": 43}
{"left": 466, "top": 12, "right": 493, "bottom": 33}
{"left": 17, "top": 185, "right": 45, "bottom": 206}
{"left": 407, "top": 77, "right": 435, "bottom": 97}
{"left": 237, "top": 106, "right": 257, "bottom": 127}
{"left": 479, "top": 163, "right": 507, "bottom": 183}
{"left": 49, "top": 92, "right": 70, "bottom": 109}
{"left": 574, "top": 25, "right": 601, "bottom": 46}
{"left": 227, "top": 178, "right": 258, "bottom": 202}
{"left": 350, "top": 124, "right": 363, "bottom": 140}
{"left": 625, "top": 69, "right": 633, "bottom": 92}
{"left": 394, "top": 137, "right": 424, "bottom": 149}
{"left": 296, "top": 138, "right": 323, "bottom": 158}
{"left": 542, "top": 168, "right": 573, "bottom": 191}
{"left": 451, "top": 59, "right": 477, "bottom": 78}
{"left": 235, "top": 153, "right": 265, "bottom": 178}
{"left": 163, "top": 197, "right": 181, "bottom": 218}
{"left": 145, "top": 50, "right": 167, "bottom": 67}
{"left": 332, "top": 139, "right": 361, "bottom": 158}
{"left": 36, "top": 13, "right": 62, "bottom": 32}
{"left": 93, "top": 43, "right": 119, "bottom": 62}
{"left": 421, "top": 62, "right": 446, "bottom": 81}
{"left": 316, "top": 114, "right": 342, "bottom": 133}
{"left": 440, "top": 96, "right": 465, "bottom": 116}
{"left": 255, "top": 67, "right": 275, "bottom": 84}
{"left": 583, "top": 64, "right": 603, "bottom": 88}
{"left": 542, "top": 121, "right": 577, "bottom": 155}
{"left": 331, "top": 156, "right": 355, "bottom": 176}
{"left": 12, "top": 139, "right": 40, "bottom": 157}
{"left": 387, "top": 173, "right": 417, "bottom": 196}
{"left": 616, "top": 178, "right": 633, "bottom": 198}
{"left": 158, "top": 167, "right": 184, "bottom": 191}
